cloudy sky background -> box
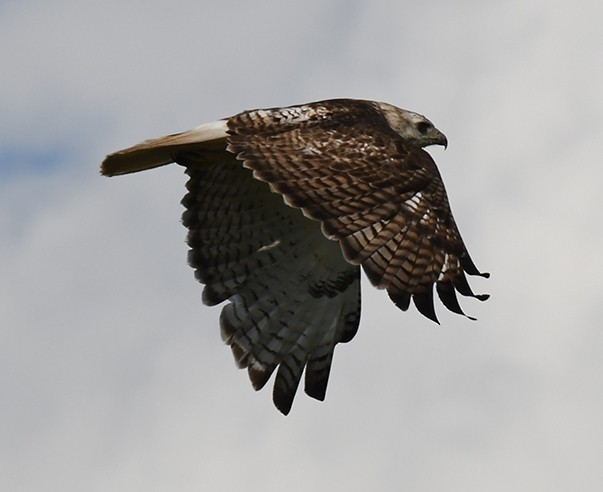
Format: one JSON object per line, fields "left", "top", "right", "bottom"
{"left": 2, "top": 1, "right": 602, "bottom": 490}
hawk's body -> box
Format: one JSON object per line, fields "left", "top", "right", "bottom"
{"left": 102, "top": 98, "right": 488, "bottom": 414}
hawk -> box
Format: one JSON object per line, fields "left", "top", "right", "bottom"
{"left": 101, "top": 98, "right": 489, "bottom": 415}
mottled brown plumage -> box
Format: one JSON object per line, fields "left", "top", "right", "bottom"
{"left": 101, "top": 98, "right": 489, "bottom": 415}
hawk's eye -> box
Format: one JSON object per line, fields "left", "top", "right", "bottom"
{"left": 416, "top": 121, "right": 432, "bottom": 134}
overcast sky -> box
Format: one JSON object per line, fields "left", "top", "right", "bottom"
{"left": 2, "top": 1, "right": 602, "bottom": 491}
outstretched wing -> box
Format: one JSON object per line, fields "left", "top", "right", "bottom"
{"left": 226, "top": 103, "right": 489, "bottom": 324}
{"left": 179, "top": 151, "right": 360, "bottom": 415}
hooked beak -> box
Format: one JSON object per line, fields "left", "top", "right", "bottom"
{"left": 430, "top": 129, "right": 448, "bottom": 149}
{"left": 419, "top": 127, "right": 448, "bottom": 149}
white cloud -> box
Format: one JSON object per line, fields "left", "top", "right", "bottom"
{"left": 2, "top": 1, "right": 603, "bottom": 490}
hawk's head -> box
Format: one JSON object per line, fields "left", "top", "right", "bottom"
{"left": 375, "top": 102, "right": 448, "bottom": 149}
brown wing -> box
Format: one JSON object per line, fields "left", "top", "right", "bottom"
{"left": 179, "top": 151, "right": 360, "bottom": 414}
{"left": 226, "top": 100, "right": 489, "bottom": 323}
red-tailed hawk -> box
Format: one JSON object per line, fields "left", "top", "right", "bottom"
{"left": 101, "top": 98, "right": 489, "bottom": 415}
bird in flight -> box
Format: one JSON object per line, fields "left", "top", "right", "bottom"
{"left": 101, "top": 98, "right": 489, "bottom": 414}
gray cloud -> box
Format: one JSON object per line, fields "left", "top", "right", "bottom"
{"left": 2, "top": 1, "right": 602, "bottom": 490}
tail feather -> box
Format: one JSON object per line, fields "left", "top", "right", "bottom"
{"left": 100, "top": 119, "right": 229, "bottom": 176}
